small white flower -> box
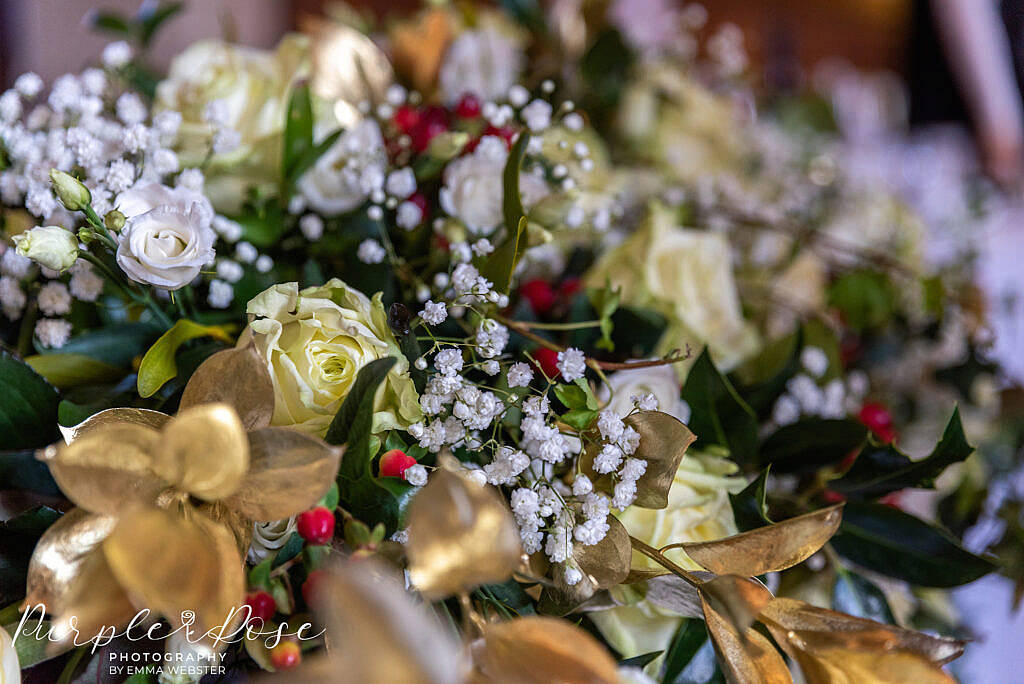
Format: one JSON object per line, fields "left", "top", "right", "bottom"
{"left": 357, "top": 239, "right": 386, "bottom": 264}
{"left": 396, "top": 200, "right": 423, "bottom": 230}
{"left": 481, "top": 360, "right": 500, "bottom": 376}
{"left": 115, "top": 92, "right": 147, "bottom": 125}
{"left": 69, "top": 264, "right": 103, "bottom": 302}
{"left": 235, "top": 241, "right": 257, "bottom": 264}
{"left": 439, "top": 29, "right": 524, "bottom": 105}
{"left": 556, "top": 348, "right": 586, "bottom": 381}
{"left": 771, "top": 394, "right": 800, "bottom": 426}
{"left": 419, "top": 300, "right": 447, "bottom": 326}
{"left": 0, "top": 276, "right": 27, "bottom": 319}
{"left": 14, "top": 72, "right": 43, "bottom": 98}
{"left": 254, "top": 255, "right": 273, "bottom": 273}
{"left": 521, "top": 100, "right": 553, "bottom": 132}
{"left": 564, "top": 566, "right": 583, "bottom": 586}
{"left": 35, "top": 318, "right": 72, "bottom": 348}
{"left": 404, "top": 464, "right": 428, "bottom": 487}
{"left": 385, "top": 168, "right": 417, "bottom": 199}
{"left": 572, "top": 474, "right": 593, "bottom": 496}
{"left": 299, "top": 214, "right": 324, "bottom": 241}
{"left": 101, "top": 41, "right": 133, "bottom": 68}
{"left": 207, "top": 279, "right": 234, "bottom": 309}
{"left": 37, "top": 281, "right": 71, "bottom": 316}
{"left": 507, "top": 362, "right": 533, "bottom": 388}
{"left": 800, "top": 346, "right": 829, "bottom": 378}
{"left": 215, "top": 259, "right": 244, "bottom": 283}
{"left": 563, "top": 112, "right": 584, "bottom": 131}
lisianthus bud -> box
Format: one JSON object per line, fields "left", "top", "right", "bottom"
{"left": 12, "top": 225, "right": 79, "bottom": 272}
{"left": 426, "top": 131, "right": 469, "bottom": 161}
{"left": 104, "top": 209, "right": 126, "bottom": 232}
{"left": 49, "top": 169, "right": 91, "bottom": 211}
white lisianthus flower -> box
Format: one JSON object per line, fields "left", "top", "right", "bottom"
{"left": 599, "top": 364, "right": 690, "bottom": 423}
{"left": 589, "top": 451, "right": 744, "bottom": 663}
{"left": 12, "top": 225, "right": 79, "bottom": 272}
{"left": 438, "top": 28, "right": 524, "bottom": 105}
{"left": 243, "top": 279, "right": 422, "bottom": 436}
{"left": 297, "top": 119, "right": 386, "bottom": 215}
{"left": 114, "top": 182, "right": 216, "bottom": 290}
{"left": 440, "top": 136, "right": 548, "bottom": 235}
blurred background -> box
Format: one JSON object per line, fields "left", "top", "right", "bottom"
{"left": 1, "top": 0, "right": 1022, "bottom": 680}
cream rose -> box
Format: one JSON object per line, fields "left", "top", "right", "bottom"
{"left": 590, "top": 450, "right": 744, "bottom": 661}
{"left": 0, "top": 625, "right": 18, "bottom": 684}
{"left": 114, "top": 182, "right": 215, "bottom": 290}
{"left": 155, "top": 35, "right": 311, "bottom": 213}
{"left": 585, "top": 203, "right": 759, "bottom": 374}
{"left": 297, "top": 119, "right": 387, "bottom": 215}
{"left": 599, "top": 364, "right": 690, "bottom": 423}
{"left": 440, "top": 136, "right": 549, "bottom": 235}
{"left": 244, "top": 279, "right": 421, "bottom": 436}
{"left": 12, "top": 225, "right": 78, "bottom": 272}
{"left": 438, "top": 27, "right": 524, "bottom": 105}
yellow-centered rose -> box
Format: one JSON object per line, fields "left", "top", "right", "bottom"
{"left": 244, "top": 279, "right": 421, "bottom": 437}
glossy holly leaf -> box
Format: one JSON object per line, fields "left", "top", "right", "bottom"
{"left": 326, "top": 358, "right": 397, "bottom": 469}
{"left": 0, "top": 349, "right": 60, "bottom": 450}
{"left": 729, "top": 467, "right": 773, "bottom": 531}
{"left": 681, "top": 348, "right": 759, "bottom": 466}
{"left": 830, "top": 501, "right": 996, "bottom": 587}
{"left": 759, "top": 418, "right": 867, "bottom": 473}
{"left": 832, "top": 408, "right": 972, "bottom": 500}
{"left": 832, "top": 570, "right": 896, "bottom": 624}
{"left": 662, "top": 619, "right": 710, "bottom": 684}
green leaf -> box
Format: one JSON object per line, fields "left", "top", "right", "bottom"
{"left": 827, "top": 269, "right": 896, "bottom": 331}
{"left": 319, "top": 482, "right": 340, "bottom": 511}
{"left": 554, "top": 383, "right": 588, "bottom": 410}
{"left": 388, "top": 303, "right": 426, "bottom": 393}
{"left": 237, "top": 201, "right": 288, "bottom": 248}
{"left": 286, "top": 128, "right": 343, "bottom": 187}
{"left": 342, "top": 477, "right": 415, "bottom": 535}
{"left": 89, "top": 11, "right": 131, "bottom": 35}
{"left": 561, "top": 408, "right": 598, "bottom": 431}
{"left": 282, "top": 83, "right": 314, "bottom": 182}
{"left": 39, "top": 322, "right": 161, "bottom": 367}
{"left": 832, "top": 569, "right": 896, "bottom": 624}
{"left": 729, "top": 467, "right": 772, "bottom": 531}
{"left": 0, "top": 451, "right": 59, "bottom": 495}
{"left": 832, "top": 407, "right": 973, "bottom": 499}
{"left": 620, "top": 651, "right": 663, "bottom": 668}
{"left": 248, "top": 558, "right": 273, "bottom": 590}
{"left": 272, "top": 532, "right": 304, "bottom": 569}
{"left": 0, "top": 350, "right": 60, "bottom": 450}
{"left": 136, "top": 319, "right": 232, "bottom": 398}
{"left": 25, "top": 353, "right": 126, "bottom": 389}
{"left": 759, "top": 418, "right": 867, "bottom": 473}
{"left": 326, "top": 357, "right": 398, "bottom": 480}
{"left": 662, "top": 618, "right": 709, "bottom": 684}
{"left": 588, "top": 281, "right": 621, "bottom": 352}
{"left": 139, "top": 1, "right": 184, "bottom": 46}
{"left": 680, "top": 348, "right": 759, "bottom": 466}
{"left": 830, "top": 501, "right": 996, "bottom": 587}
{"left": 732, "top": 328, "right": 803, "bottom": 415}
{"left": 479, "top": 132, "right": 530, "bottom": 292}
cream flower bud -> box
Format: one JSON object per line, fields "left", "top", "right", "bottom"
{"left": 12, "top": 225, "right": 79, "bottom": 272}
{"left": 49, "top": 169, "right": 91, "bottom": 211}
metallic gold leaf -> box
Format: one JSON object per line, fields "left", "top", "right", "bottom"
{"left": 153, "top": 404, "right": 249, "bottom": 502}
{"left": 387, "top": 8, "right": 455, "bottom": 94}
{"left": 41, "top": 424, "right": 165, "bottom": 516}
{"left": 626, "top": 411, "right": 697, "bottom": 509}
{"left": 58, "top": 407, "right": 170, "bottom": 444}
{"left": 775, "top": 638, "right": 954, "bottom": 684}
{"left": 198, "top": 501, "right": 254, "bottom": 556}
{"left": 306, "top": 19, "right": 394, "bottom": 123}
{"left": 179, "top": 343, "right": 274, "bottom": 430}
{"left": 701, "top": 594, "right": 793, "bottom": 684}
{"left": 406, "top": 470, "right": 521, "bottom": 599}
{"left": 221, "top": 427, "right": 341, "bottom": 522}
{"left": 758, "top": 598, "right": 965, "bottom": 666}
{"left": 50, "top": 549, "right": 137, "bottom": 651}
{"left": 102, "top": 507, "right": 244, "bottom": 634}
{"left": 24, "top": 508, "right": 117, "bottom": 615}
{"left": 700, "top": 574, "right": 774, "bottom": 636}
{"left": 473, "top": 616, "right": 619, "bottom": 684}
{"left": 307, "top": 560, "right": 462, "bottom": 684}
{"left": 542, "top": 515, "right": 632, "bottom": 614}
{"left": 665, "top": 504, "right": 844, "bottom": 577}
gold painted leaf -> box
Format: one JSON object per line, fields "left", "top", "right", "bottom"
{"left": 701, "top": 594, "right": 792, "bottom": 684}
{"left": 179, "top": 343, "right": 274, "bottom": 430}
{"left": 152, "top": 404, "right": 249, "bottom": 502}
{"left": 700, "top": 574, "right": 774, "bottom": 636}
{"left": 474, "top": 616, "right": 619, "bottom": 684}
{"left": 41, "top": 424, "right": 165, "bottom": 515}
{"left": 309, "top": 560, "right": 462, "bottom": 684}
{"left": 50, "top": 549, "right": 137, "bottom": 651}
{"left": 198, "top": 501, "right": 254, "bottom": 556}
{"left": 406, "top": 470, "right": 521, "bottom": 599}
{"left": 626, "top": 411, "right": 697, "bottom": 509}
{"left": 306, "top": 19, "right": 394, "bottom": 116}
{"left": 777, "top": 638, "right": 954, "bottom": 684}
{"left": 102, "top": 507, "right": 244, "bottom": 634}
{"left": 665, "top": 504, "right": 844, "bottom": 577}
{"left": 387, "top": 8, "right": 454, "bottom": 95}
{"left": 759, "top": 598, "right": 965, "bottom": 666}
{"left": 24, "top": 508, "right": 117, "bottom": 615}
{"left": 58, "top": 407, "right": 170, "bottom": 444}
{"left": 542, "top": 516, "right": 632, "bottom": 614}
{"left": 221, "top": 427, "right": 341, "bottom": 522}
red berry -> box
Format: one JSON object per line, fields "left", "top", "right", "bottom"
{"left": 244, "top": 590, "right": 276, "bottom": 625}
{"left": 408, "top": 192, "right": 429, "bottom": 218}
{"left": 455, "top": 92, "right": 482, "bottom": 119}
{"left": 533, "top": 347, "right": 560, "bottom": 379}
{"left": 858, "top": 403, "right": 896, "bottom": 443}
{"left": 521, "top": 279, "right": 557, "bottom": 316}
{"left": 822, "top": 489, "right": 846, "bottom": 504}
{"left": 482, "top": 124, "right": 517, "bottom": 147}
{"left": 301, "top": 569, "right": 327, "bottom": 608}
{"left": 392, "top": 105, "right": 420, "bottom": 134}
{"left": 558, "top": 277, "right": 583, "bottom": 300}
{"left": 296, "top": 507, "right": 335, "bottom": 546}
{"left": 380, "top": 449, "right": 417, "bottom": 478}
{"left": 410, "top": 106, "right": 449, "bottom": 152}
{"left": 270, "top": 641, "right": 301, "bottom": 670}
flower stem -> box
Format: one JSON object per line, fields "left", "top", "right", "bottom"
{"left": 629, "top": 535, "right": 705, "bottom": 587}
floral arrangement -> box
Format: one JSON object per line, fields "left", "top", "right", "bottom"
{"left": 0, "top": 2, "right": 1017, "bottom": 683}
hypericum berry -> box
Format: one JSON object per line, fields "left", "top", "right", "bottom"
{"left": 558, "top": 277, "right": 583, "bottom": 300}
{"left": 521, "top": 279, "right": 556, "bottom": 316}
{"left": 380, "top": 449, "right": 417, "bottom": 478}
{"left": 480, "top": 124, "right": 516, "bottom": 148}
{"left": 455, "top": 92, "right": 482, "bottom": 119}
{"left": 244, "top": 590, "right": 276, "bottom": 625}
{"left": 302, "top": 569, "right": 327, "bottom": 608}
{"left": 392, "top": 105, "right": 420, "bottom": 134}
{"left": 296, "top": 507, "right": 335, "bottom": 546}
{"left": 270, "top": 641, "right": 301, "bottom": 670}
{"left": 532, "top": 347, "right": 561, "bottom": 379}
{"left": 408, "top": 192, "right": 429, "bottom": 217}
{"left": 410, "top": 106, "right": 449, "bottom": 152}
{"left": 858, "top": 403, "right": 896, "bottom": 443}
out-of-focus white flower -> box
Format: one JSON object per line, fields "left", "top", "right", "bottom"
{"left": 297, "top": 119, "right": 386, "bottom": 215}
{"left": 1, "top": 625, "right": 20, "bottom": 684}
{"left": 35, "top": 318, "right": 72, "bottom": 348}
{"left": 439, "top": 28, "right": 524, "bottom": 105}
{"left": 101, "top": 41, "right": 133, "bottom": 68}
{"left": 12, "top": 225, "right": 78, "bottom": 272}
{"left": 599, "top": 364, "right": 690, "bottom": 423}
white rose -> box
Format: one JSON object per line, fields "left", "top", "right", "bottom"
{"left": 0, "top": 626, "right": 19, "bottom": 684}
{"left": 598, "top": 364, "right": 690, "bottom": 423}
{"left": 440, "top": 136, "right": 549, "bottom": 235}
{"left": 12, "top": 225, "right": 79, "bottom": 272}
{"left": 439, "top": 28, "right": 524, "bottom": 105}
{"left": 297, "top": 119, "right": 386, "bottom": 215}
{"left": 114, "top": 182, "right": 216, "bottom": 290}
{"left": 247, "top": 517, "right": 297, "bottom": 563}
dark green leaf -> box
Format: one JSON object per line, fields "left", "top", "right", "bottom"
{"left": 271, "top": 533, "right": 304, "bottom": 569}
{"left": 479, "top": 133, "right": 530, "bottom": 292}
{"left": 561, "top": 408, "right": 598, "bottom": 431}
{"left": 319, "top": 482, "right": 340, "bottom": 511}
{"left": 662, "top": 618, "right": 709, "bottom": 684}
{"left": 732, "top": 328, "right": 802, "bottom": 415}
{"left": 759, "top": 418, "right": 866, "bottom": 473}
{"left": 833, "top": 408, "right": 973, "bottom": 499}
{"left": 282, "top": 82, "right": 314, "bottom": 182}
{"left": 621, "top": 651, "right": 663, "bottom": 668}
{"left": 237, "top": 201, "right": 288, "bottom": 248}
{"left": 832, "top": 569, "right": 896, "bottom": 624}
{"left": 89, "top": 11, "right": 131, "bottom": 34}
{"left": 729, "top": 467, "right": 772, "bottom": 532}
{"left": 286, "top": 128, "right": 343, "bottom": 187}
{"left": 38, "top": 322, "right": 161, "bottom": 367}
{"left": 680, "top": 348, "right": 759, "bottom": 466}
{"left": 0, "top": 350, "right": 60, "bottom": 450}
{"left": 827, "top": 269, "right": 896, "bottom": 331}
{"left": 139, "top": 1, "right": 184, "bottom": 46}
{"left": 554, "top": 383, "right": 589, "bottom": 410}
{"left": 831, "top": 501, "right": 996, "bottom": 587}
{"left": 248, "top": 558, "right": 273, "bottom": 590}
{"left": 0, "top": 451, "right": 59, "bottom": 495}
{"left": 388, "top": 303, "right": 426, "bottom": 393}
{"left": 326, "top": 357, "right": 398, "bottom": 480}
